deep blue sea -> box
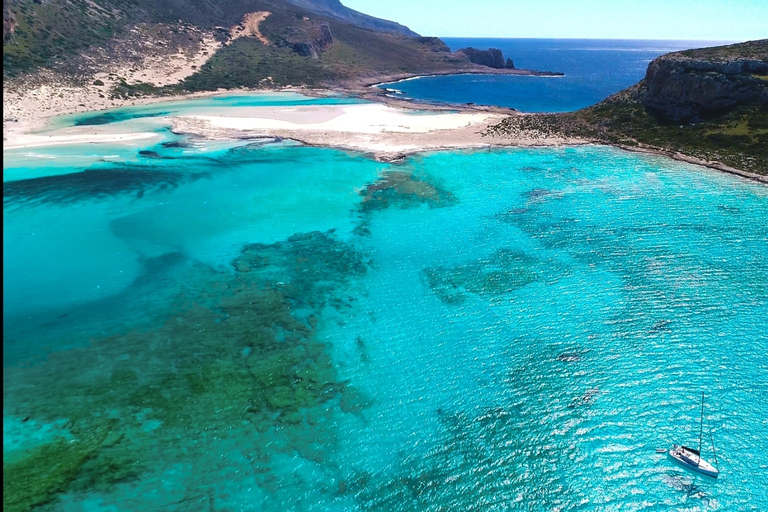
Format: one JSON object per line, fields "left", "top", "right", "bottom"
{"left": 379, "top": 39, "right": 734, "bottom": 111}
{"left": 3, "top": 88, "right": 767, "bottom": 511}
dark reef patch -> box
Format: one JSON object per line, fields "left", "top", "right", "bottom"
{"left": 160, "top": 141, "right": 191, "bottom": 149}
{"left": 556, "top": 351, "right": 584, "bottom": 363}
{"left": 568, "top": 388, "right": 600, "bottom": 409}
{"left": 2, "top": 165, "right": 208, "bottom": 208}
{"left": 73, "top": 111, "right": 169, "bottom": 126}
{"left": 354, "top": 169, "right": 458, "bottom": 236}
{"left": 423, "top": 249, "right": 540, "bottom": 305}
{"left": 360, "top": 170, "right": 457, "bottom": 213}
{"left": 3, "top": 230, "right": 372, "bottom": 509}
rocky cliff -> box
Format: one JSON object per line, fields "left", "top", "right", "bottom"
{"left": 457, "top": 47, "right": 515, "bottom": 69}
{"left": 488, "top": 39, "right": 768, "bottom": 177}
{"left": 276, "top": 20, "right": 334, "bottom": 58}
{"left": 640, "top": 40, "right": 768, "bottom": 123}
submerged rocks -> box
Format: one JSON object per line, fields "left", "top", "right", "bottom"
{"left": 234, "top": 230, "right": 367, "bottom": 309}
{"left": 556, "top": 351, "right": 583, "bottom": 363}
{"left": 4, "top": 229, "right": 375, "bottom": 508}
{"left": 359, "top": 170, "right": 456, "bottom": 213}
{"left": 568, "top": 388, "right": 600, "bottom": 408}
{"left": 423, "top": 249, "right": 540, "bottom": 304}
{"left": 355, "top": 170, "right": 457, "bottom": 236}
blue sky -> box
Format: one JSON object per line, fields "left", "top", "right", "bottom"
{"left": 344, "top": 0, "right": 768, "bottom": 40}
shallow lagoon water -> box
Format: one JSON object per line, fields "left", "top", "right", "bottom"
{"left": 3, "top": 98, "right": 768, "bottom": 511}
{"left": 41, "top": 92, "right": 365, "bottom": 131}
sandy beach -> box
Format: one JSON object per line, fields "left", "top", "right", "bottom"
{"left": 3, "top": 78, "right": 764, "bottom": 182}
{"left": 172, "top": 102, "right": 587, "bottom": 159}
{"left": 3, "top": 88, "right": 588, "bottom": 160}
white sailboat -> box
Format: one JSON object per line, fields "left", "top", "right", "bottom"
{"left": 668, "top": 392, "right": 720, "bottom": 478}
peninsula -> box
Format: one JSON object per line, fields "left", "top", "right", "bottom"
{"left": 2, "top": 0, "right": 554, "bottom": 139}
{"left": 486, "top": 39, "right": 768, "bottom": 181}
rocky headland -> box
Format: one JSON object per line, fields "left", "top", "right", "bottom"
{"left": 486, "top": 39, "right": 768, "bottom": 181}
{"left": 641, "top": 40, "right": 768, "bottom": 123}
{"left": 457, "top": 47, "right": 516, "bottom": 70}
{"left": 3, "top": 0, "right": 558, "bottom": 137}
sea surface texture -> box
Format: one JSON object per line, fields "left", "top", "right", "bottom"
{"left": 380, "top": 39, "right": 733, "bottom": 111}
{"left": 4, "top": 97, "right": 768, "bottom": 512}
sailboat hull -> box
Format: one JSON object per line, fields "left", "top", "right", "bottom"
{"left": 668, "top": 445, "right": 719, "bottom": 478}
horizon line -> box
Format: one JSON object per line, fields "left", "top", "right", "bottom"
{"left": 432, "top": 36, "right": 748, "bottom": 42}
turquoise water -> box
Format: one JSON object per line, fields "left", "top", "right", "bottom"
{"left": 4, "top": 101, "right": 768, "bottom": 511}
{"left": 40, "top": 91, "right": 364, "bottom": 131}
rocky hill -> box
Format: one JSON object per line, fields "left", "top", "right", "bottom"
{"left": 641, "top": 40, "right": 768, "bottom": 123}
{"left": 488, "top": 40, "right": 768, "bottom": 178}
{"left": 282, "top": 0, "right": 418, "bottom": 37}
{"left": 1, "top": 0, "right": 479, "bottom": 89}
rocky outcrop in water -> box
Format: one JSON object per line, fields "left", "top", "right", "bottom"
{"left": 641, "top": 41, "right": 768, "bottom": 123}
{"left": 457, "top": 47, "right": 516, "bottom": 69}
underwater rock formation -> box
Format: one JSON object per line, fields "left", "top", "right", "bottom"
{"left": 423, "top": 249, "right": 540, "bottom": 304}
{"left": 2, "top": 230, "right": 373, "bottom": 510}
{"left": 359, "top": 170, "right": 456, "bottom": 213}
{"left": 354, "top": 169, "right": 458, "bottom": 236}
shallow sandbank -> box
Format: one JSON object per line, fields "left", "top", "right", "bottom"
{"left": 4, "top": 86, "right": 765, "bottom": 184}
{"left": 171, "top": 103, "right": 587, "bottom": 160}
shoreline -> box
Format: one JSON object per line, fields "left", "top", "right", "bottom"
{"left": 3, "top": 81, "right": 766, "bottom": 185}
{"left": 614, "top": 144, "right": 768, "bottom": 185}
{"left": 364, "top": 68, "right": 566, "bottom": 90}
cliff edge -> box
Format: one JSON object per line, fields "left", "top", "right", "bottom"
{"left": 487, "top": 39, "right": 768, "bottom": 178}
{"left": 641, "top": 40, "right": 768, "bottom": 123}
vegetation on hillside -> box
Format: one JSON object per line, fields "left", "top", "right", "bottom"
{"left": 3, "top": 0, "right": 468, "bottom": 86}
{"left": 487, "top": 40, "right": 768, "bottom": 177}
{"left": 182, "top": 14, "right": 461, "bottom": 91}
{"left": 677, "top": 39, "right": 768, "bottom": 61}
{"left": 487, "top": 95, "right": 768, "bottom": 176}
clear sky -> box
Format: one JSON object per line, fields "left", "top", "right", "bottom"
{"left": 343, "top": 0, "right": 768, "bottom": 41}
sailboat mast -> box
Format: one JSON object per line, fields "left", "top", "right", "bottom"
{"left": 698, "top": 391, "right": 704, "bottom": 466}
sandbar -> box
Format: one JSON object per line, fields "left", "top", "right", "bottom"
{"left": 3, "top": 95, "right": 587, "bottom": 160}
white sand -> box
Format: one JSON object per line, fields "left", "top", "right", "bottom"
{"left": 230, "top": 12, "right": 271, "bottom": 45}
{"left": 3, "top": 95, "right": 587, "bottom": 158}
{"left": 4, "top": 131, "right": 162, "bottom": 150}
{"left": 171, "top": 102, "right": 585, "bottom": 157}
{"left": 185, "top": 103, "right": 495, "bottom": 133}
{"left": 3, "top": 28, "right": 220, "bottom": 142}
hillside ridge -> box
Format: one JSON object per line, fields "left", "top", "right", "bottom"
{"left": 282, "top": 0, "right": 419, "bottom": 37}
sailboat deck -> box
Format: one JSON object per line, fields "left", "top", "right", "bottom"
{"left": 669, "top": 445, "right": 718, "bottom": 477}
